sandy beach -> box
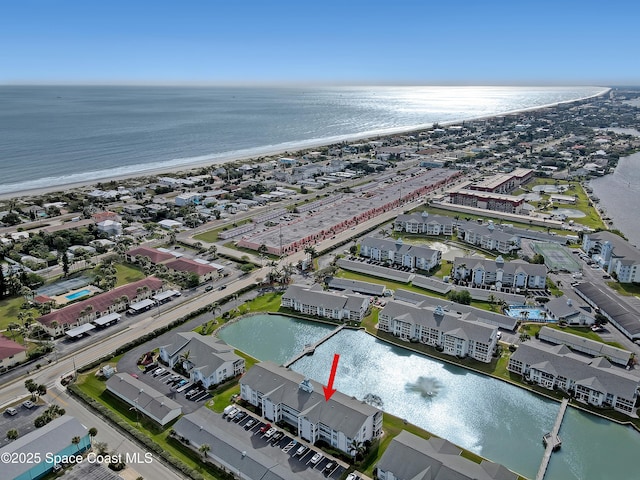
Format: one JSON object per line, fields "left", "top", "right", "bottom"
{"left": 0, "top": 87, "right": 610, "bottom": 203}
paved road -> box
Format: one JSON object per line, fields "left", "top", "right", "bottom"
{"left": 44, "top": 384, "right": 185, "bottom": 480}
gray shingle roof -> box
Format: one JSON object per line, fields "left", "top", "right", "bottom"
{"left": 380, "top": 300, "right": 497, "bottom": 343}
{"left": 510, "top": 343, "right": 639, "bottom": 399}
{"left": 162, "top": 332, "right": 242, "bottom": 378}
{"left": 377, "top": 430, "right": 517, "bottom": 480}
{"left": 172, "top": 409, "right": 296, "bottom": 480}
{"left": 573, "top": 282, "right": 640, "bottom": 337}
{"left": 241, "top": 362, "right": 380, "bottom": 438}
{"left": 106, "top": 373, "right": 181, "bottom": 425}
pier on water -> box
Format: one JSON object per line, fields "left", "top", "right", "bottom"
{"left": 536, "top": 398, "right": 569, "bottom": 480}
{"left": 283, "top": 324, "right": 346, "bottom": 367}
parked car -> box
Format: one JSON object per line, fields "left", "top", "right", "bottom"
{"left": 295, "top": 445, "right": 308, "bottom": 456}
{"left": 270, "top": 431, "right": 284, "bottom": 443}
{"left": 5, "top": 407, "right": 18, "bottom": 416}
{"left": 22, "top": 400, "right": 35, "bottom": 409}
{"left": 152, "top": 367, "right": 165, "bottom": 377}
{"left": 346, "top": 474, "right": 359, "bottom": 480}
{"left": 264, "top": 427, "right": 277, "bottom": 438}
{"left": 310, "top": 452, "right": 323, "bottom": 465}
{"left": 245, "top": 419, "right": 256, "bottom": 429}
{"left": 259, "top": 423, "right": 272, "bottom": 433}
{"left": 324, "top": 462, "right": 335, "bottom": 473}
{"left": 234, "top": 411, "right": 247, "bottom": 422}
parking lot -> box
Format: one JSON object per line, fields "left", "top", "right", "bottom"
{"left": 223, "top": 407, "right": 347, "bottom": 479}
{"left": 135, "top": 364, "right": 211, "bottom": 413}
{"left": 0, "top": 401, "right": 43, "bottom": 448}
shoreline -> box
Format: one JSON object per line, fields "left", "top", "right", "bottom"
{"left": 0, "top": 87, "right": 610, "bottom": 202}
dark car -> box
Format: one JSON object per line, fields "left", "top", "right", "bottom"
{"left": 205, "top": 285, "right": 214, "bottom": 292}
{"left": 218, "top": 285, "right": 227, "bottom": 290}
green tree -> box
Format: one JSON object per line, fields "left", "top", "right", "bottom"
{"left": 61, "top": 251, "right": 70, "bottom": 277}
{"left": 71, "top": 436, "right": 81, "bottom": 453}
{"left": 25, "top": 379, "right": 38, "bottom": 400}
{"left": 6, "top": 429, "right": 19, "bottom": 440}
{"left": 199, "top": 443, "right": 211, "bottom": 457}
{"left": 88, "top": 427, "right": 98, "bottom": 444}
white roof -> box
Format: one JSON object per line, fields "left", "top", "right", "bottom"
{"left": 66, "top": 323, "right": 96, "bottom": 337}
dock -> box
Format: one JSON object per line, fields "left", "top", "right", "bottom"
{"left": 536, "top": 398, "right": 569, "bottom": 480}
{"left": 283, "top": 324, "right": 346, "bottom": 367}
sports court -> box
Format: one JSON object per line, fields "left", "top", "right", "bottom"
{"left": 532, "top": 242, "right": 581, "bottom": 272}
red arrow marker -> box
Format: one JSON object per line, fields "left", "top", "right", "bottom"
{"left": 323, "top": 354, "right": 340, "bottom": 401}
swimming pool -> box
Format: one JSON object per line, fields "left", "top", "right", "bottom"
{"left": 65, "top": 289, "right": 91, "bottom": 300}
{"left": 504, "top": 305, "right": 553, "bottom": 322}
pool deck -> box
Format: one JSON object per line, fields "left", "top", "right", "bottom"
{"left": 51, "top": 285, "right": 102, "bottom": 305}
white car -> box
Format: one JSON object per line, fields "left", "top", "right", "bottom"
{"left": 310, "top": 452, "right": 323, "bottom": 465}
{"left": 264, "top": 427, "right": 277, "bottom": 438}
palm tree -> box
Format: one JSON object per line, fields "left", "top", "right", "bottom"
{"left": 88, "top": 427, "right": 98, "bottom": 445}
{"left": 379, "top": 228, "right": 389, "bottom": 237}
{"left": 71, "top": 436, "right": 82, "bottom": 453}
{"left": 304, "top": 245, "right": 318, "bottom": 268}
{"left": 199, "top": 443, "right": 210, "bottom": 458}
{"left": 349, "top": 439, "right": 366, "bottom": 461}
{"left": 7, "top": 322, "right": 20, "bottom": 341}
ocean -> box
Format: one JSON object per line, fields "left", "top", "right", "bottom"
{"left": 0, "top": 85, "right": 606, "bottom": 195}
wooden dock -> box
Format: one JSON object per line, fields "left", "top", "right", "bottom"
{"left": 536, "top": 398, "right": 569, "bottom": 480}
{"left": 283, "top": 324, "right": 346, "bottom": 367}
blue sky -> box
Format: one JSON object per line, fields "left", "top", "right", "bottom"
{"left": 2, "top": 0, "right": 638, "bottom": 85}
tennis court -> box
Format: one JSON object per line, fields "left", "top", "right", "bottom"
{"left": 36, "top": 275, "right": 94, "bottom": 297}
{"left": 532, "top": 242, "right": 581, "bottom": 272}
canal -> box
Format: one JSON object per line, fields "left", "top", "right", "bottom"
{"left": 218, "top": 314, "right": 640, "bottom": 480}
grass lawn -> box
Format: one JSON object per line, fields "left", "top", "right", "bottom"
{"left": 193, "top": 220, "right": 252, "bottom": 243}
{"left": 243, "top": 292, "right": 283, "bottom": 312}
{"left": 606, "top": 281, "right": 640, "bottom": 297}
{"left": 76, "top": 368, "right": 219, "bottom": 480}
{"left": 208, "top": 384, "right": 240, "bottom": 413}
{"left": 0, "top": 296, "right": 40, "bottom": 331}
{"left": 336, "top": 269, "right": 494, "bottom": 312}
{"left": 521, "top": 323, "right": 626, "bottom": 349}
{"left": 114, "top": 263, "right": 145, "bottom": 287}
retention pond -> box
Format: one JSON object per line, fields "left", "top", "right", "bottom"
{"left": 218, "top": 313, "right": 640, "bottom": 480}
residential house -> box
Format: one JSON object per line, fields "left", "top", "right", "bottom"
{"left": 37, "top": 277, "right": 163, "bottom": 337}
{"left": 240, "top": 362, "right": 382, "bottom": 455}
{"left": 281, "top": 284, "right": 370, "bottom": 322}
{"left": 543, "top": 296, "right": 594, "bottom": 325}
{"left": 96, "top": 219, "right": 123, "bottom": 236}
{"left": 376, "top": 430, "right": 517, "bottom": 480}
{"left": 378, "top": 300, "right": 499, "bottom": 363}
{"left": 159, "top": 333, "right": 245, "bottom": 388}
{"left": 359, "top": 237, "right": 441, "bottom": 271}
{"left": 106, "top": 373, "right": 182, "bottom": 425}
{"left": 507, "top": 342, "right": 640, "bottom": 416}
{"left": 452, "top": 256, "right": 547, "bottom": 290}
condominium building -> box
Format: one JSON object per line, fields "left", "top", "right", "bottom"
{"left": 281, "top": 284, "right": 370, "bottom": 322}
{"left": 240, "top": 362, "right": 383, "bottom": 455}
{"left": 456, "top": 221, "right": 520, "bottom": 254}
{"left": 582, "top": 231, "right": 640, "bottom": 283}
{"left": 378, "top": 300, "right": 499, "bottom": 363}
{"left": 359, "top": 237, "right": 441, "bottom": 271}
{"left": 377, "top": 430, "right": 517, "bottom": 480}
{"left": 393, "top": 211, "right": 455, "bottom": 236}
{"left": 159, "top": 333, "right": 245, "bottom": 388}
{"left": 452, "top": 256, "right": 547, "bottom": 290}
{"left": 508, "top": 342, "right": 640, "bottom": 416}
